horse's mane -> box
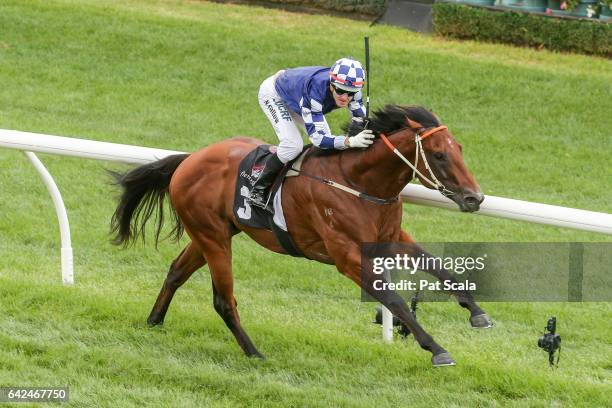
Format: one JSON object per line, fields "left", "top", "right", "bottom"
{"left": 309, "top": 105, "right": 440, "bottom": 158}
{"left": 346, "top": 105, "right": 440, "bottom": 137}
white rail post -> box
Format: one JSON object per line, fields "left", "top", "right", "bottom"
{"left": 24, "top": 152, "right": 74, "bottom": 285}
{"left": 382, "top": 269, "right": 394, "bottom": 342}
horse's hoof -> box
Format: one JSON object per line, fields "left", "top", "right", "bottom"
{"left": 432, "top": 352, "right": 456, "bottom": 367}
{"left": 146, "top": 318, "right": 163, "bottom": 328}
{"left": 248, "top": 351, "right": 266, "bottom": 360}
{"left": 470, "top": 313, "right": 494, "bottom": 328}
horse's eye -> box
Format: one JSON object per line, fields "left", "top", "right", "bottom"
{"left": 433, "top": 152, "right": 445, "bottom": 161}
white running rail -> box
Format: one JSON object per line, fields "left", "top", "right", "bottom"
{"left": 2, "top": 128, "right": 611, "bottom": 341}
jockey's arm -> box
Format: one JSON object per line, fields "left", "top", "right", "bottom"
{"left": 349, "top": 91, "right": 367, "bottom": 119}
{"left": 301, "top": 100, "right": 349, "bottom": 150}
{"left": 344, "top": 92, "right": 374, "bottom": 148}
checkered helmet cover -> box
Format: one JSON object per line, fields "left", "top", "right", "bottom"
{"left": 329, "top": 57, "right": 365, "bottom": 92}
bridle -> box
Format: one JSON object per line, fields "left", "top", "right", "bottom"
{"left": 288, "top": 124, "right": 454, "bottom": 205}
{"left": 379, "top": 125, "right": 455, "bottom": 198}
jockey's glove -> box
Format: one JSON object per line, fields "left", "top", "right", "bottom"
{"left": 347, "top": 129, "right": 375, "bottom": 148}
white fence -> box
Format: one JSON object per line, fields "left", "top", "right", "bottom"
{"left": 2, "top": 129, "right": 612, "bottom": 339}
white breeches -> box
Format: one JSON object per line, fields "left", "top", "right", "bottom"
{"left": 258, "top": 71, "right": 306, "bottom": 164}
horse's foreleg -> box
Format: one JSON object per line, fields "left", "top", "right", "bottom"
{"left": 399, "top": 231, "right": 493, "bottom": 328}
{"left": 147, "top": 242, "right": 205, "bottom": 326}
{"left": 327, "top": 239, "right": 455, "bottom": 367}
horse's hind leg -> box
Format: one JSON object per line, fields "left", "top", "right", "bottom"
{"left": 205, "top": 243, "right": 264, "bottom": 358}
{"left": 147, "top": 242, "right": 205, "bottom": 327}
{"left": 187, "top": 221, "right": 263, "bottom": 358}
{"left": 399, "top": 231, "right": 493, "bottom": 328}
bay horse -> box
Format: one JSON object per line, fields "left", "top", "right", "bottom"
{"left": 110, "top": 105, "right": 492, "bottom": 367}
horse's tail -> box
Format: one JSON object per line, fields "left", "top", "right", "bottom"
{"left": 109, "top": 154, "right": 190, "bottom": 247}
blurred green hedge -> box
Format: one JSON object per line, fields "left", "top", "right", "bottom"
{"left": 245, "top": 0, "right": 386, "bottom": 16}
{"left": 433, "top": 2, "right": 611, "bottom": 57}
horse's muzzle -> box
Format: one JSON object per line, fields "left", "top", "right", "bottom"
{"left": 458, "top": 191, "right": 484, "bottom": 212}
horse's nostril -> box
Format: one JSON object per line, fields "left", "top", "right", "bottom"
{"left": 465, "top": 192, "right": 484, "bottom": 205}
{"left": 465, "top": 197, "right": 478, "bottom": 205}
{"left": 464, "top": 195, "right": 482, "bottom": 210}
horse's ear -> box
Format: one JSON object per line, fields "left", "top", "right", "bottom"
{"left": 406, "top": 118, "right": 424, "bottom": 130}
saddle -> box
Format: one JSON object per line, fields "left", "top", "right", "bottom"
{"left": 232, "top": 145, "right": 309, "bottom": 258}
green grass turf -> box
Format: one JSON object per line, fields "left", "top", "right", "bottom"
{"left": 0, "top": 0, "right": 611, "bottom": 406}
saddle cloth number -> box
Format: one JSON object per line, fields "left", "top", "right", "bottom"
{"left": 237, "top": 185, "right": 252, "bottom": 220}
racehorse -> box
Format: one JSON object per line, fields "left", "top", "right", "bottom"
{"left": 110, "top": 105, "right": 492, "bottom": 367}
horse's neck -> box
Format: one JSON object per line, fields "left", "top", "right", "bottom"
{"left": 345, "top": 130, "right": 417, "bottom": 199}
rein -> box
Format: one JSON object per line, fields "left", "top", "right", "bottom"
{"left": 291, "top": 168, "right": 399, "bottom": 205}
{"left": 379, "top": 126, "right": 455, "bottom": 198}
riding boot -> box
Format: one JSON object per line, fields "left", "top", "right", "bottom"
{"left": 248, "top": 152, "right": 284, "bottom": 210}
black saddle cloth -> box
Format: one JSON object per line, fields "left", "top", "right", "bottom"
{"left": 232, "top": 144, "right": 306, "bottom": 257}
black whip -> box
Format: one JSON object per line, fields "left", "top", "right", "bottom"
{"left": 364, "top": 36, "right": 370, "bottom": 125}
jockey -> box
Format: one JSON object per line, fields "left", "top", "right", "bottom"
{"left": 248, "top": 57, "right": 375, "bottom": 209}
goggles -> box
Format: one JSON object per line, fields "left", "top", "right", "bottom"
{"left": 331, "top": 85, "right": 357, "bottom": 97}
